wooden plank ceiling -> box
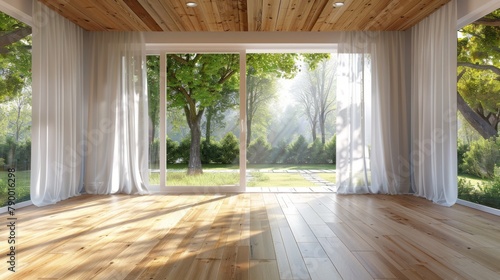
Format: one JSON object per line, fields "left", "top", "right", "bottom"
{"left": 38, "top": 0, "right": 451, "bottom": 32}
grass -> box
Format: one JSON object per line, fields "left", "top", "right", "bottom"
{"left": 316, "top": 172, "right": 337, "bottom": 183}
{"left": 248, "top": 172, "right": 316, "bottom": 187}
{"left": 168, "top": 172, "right": 239, "bottom": 186}
{"left": 458, "top": 174, "right": 490, "bottom": 190}
{"left": 0, "top": 170, "right": 31, "bottom": 207}
{"left": 149, "top": 164, "right": 336, "bottom": 187}
{"left": 149, "top": 171, "right": 239, "bottom": 186}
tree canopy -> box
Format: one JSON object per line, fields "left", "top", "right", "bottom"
{"left": 293, "top": 58, "right": 336, "bottom": 144}
{"left": 0, "top": 12, "right": 31, "bottom": 103}
{"left": 245, "top": 53, "right": 329, "bottom": 146}
{"left": 162, "top": 52, "right": 330, "bottom": 174}
{"left": 167, "top": 53, "right": 239, "bottom": 174}
{"left": 457, "top": 9, "right": 500, "bottom": 138}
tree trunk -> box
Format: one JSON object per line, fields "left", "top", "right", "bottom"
{"left": 246, "top": 117, "right": 252, "bottom": 147}
{"left": 185, "top": 104, "right": 204, "bottom": 175}
{"left": 205, "top": 108, "right": 212, "bottom": 143}
{"left": 149, "top": 125, "right": 155, "bottom": 147}
{"left": 311, "top": 121, "right": 317, "bottom": 142}
{"left": 319, "top": 114, "right": 326, "bottom": 144}
{"left": 188, "top": 121, "right": 203, "bottom": 175}
{"left": 457, "top": 92, "right": 497, "bottom": 139}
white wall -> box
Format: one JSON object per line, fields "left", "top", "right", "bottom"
{"left": 144, "top": 31, "right": 340, "bottom": 53}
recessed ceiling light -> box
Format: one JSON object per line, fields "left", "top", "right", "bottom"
{"left": 334, "top": 2, "right": 345, "bottom": 7}
{"left": 186, "top": 2, "right": 198, "bottom": 7}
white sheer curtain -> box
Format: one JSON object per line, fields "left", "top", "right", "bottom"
{"left": 336, "top": 31, "right": 409, "bottom": 195}
{"left": 410, "top": 0, "right": 457, "bottom": 206}
{"left": 336, "top": 33, "right": 372, "bottom": 194}
{"left": 31, "top": 2, "right": 85, "bottom": 206}
{"left": 84, "top": 32, "right": 150, "bottom": 195}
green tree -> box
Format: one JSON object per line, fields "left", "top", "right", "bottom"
{"left": 0, "top": 11, "right": 31, "bottom": 103}
{"left": 247, "top": 136, "right": 271, "bottom": 164}
{"left": 457, "top": 9, "right": 500, "bottom": 138}
{"left": 0, "top": 89, "right": 31, "bottom": 142}
{"left": 308, "top": 139, "right": 326, "bottom": 164}
{"left": 294, "top": 58, "right": 336, "bottom": 144}
{"left": 0, "top": 11, "right": 31, "bottom": 170}
{"left": 167, "top": 54, "right": 239, "bottom": 175}
{"left": 245, "top": 53, "right": 329, "bottom": 146}
{"left": 204, "top": 84, "right": 238, "bottom": 144}
{"left": 219, "top": 132, "right": 239, "bottom": 164}
{"left": 461, "top": 137, "right": 500, "bottom": 178}
{"left": 146, "top": 56, "right": 160, "bottom": 146}
{"left": 286, "top": 135, "right": 309, "bottom": 164}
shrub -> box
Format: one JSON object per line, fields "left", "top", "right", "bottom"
{"left": 461, "top": 138, "right": 500, "bottom": 179}
{"left": 166, "top": 138, "right": 180, "bottom": 164}
{"left": 201, "top": 139, "right": 221, "bottom": 164}
{"left": 458, "top": 167, "right": 500, "bottom": 210}
{"left": 324, "top": 135, "right": 336, "bottom": 165}
{"left": 247, "top": 137, "right": 271, "bottom": 164}
{"left": 15, "top": 140, "right": 31, "bottom": 170}
{"left": 286, "top": 135, "right": 309, "bottom": 164}
{"left": 457, "top": 142, "right": 469, "bottom": 174}
{"left": 219, "top": 132, "right": 239, "bottom": 164}
{"left": 308, "top": 139, "right": 326, "bottom": 164}
{"left": 177, "top": 137, "right": 191, "bottom": 163}
{"left": 149, "top": 139, "right": 160, "bottom": 166}
{"left": 0, "top": 138, "right": 31, "bottom": 170}
{"left": 268, "top": 140, "right": 288, "bottom": 164}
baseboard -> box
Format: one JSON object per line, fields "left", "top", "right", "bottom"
{"left": 0, "top": 200, "right": 33, "bottom": 214}
{"left": 457, "top": 199, "right": 500, "bottom": 216}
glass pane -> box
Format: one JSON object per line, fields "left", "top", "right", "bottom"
{"left": 456, "top": 8, "right": 500, "bottom": 210}
{"left": 246, "top": 53, "right": 337, "bottom": 189}
{"left": 166, "top": 53, "right": 240, "bottom": 188}
{"left": 0, "top": 11, "right": 32, "bottom": 206}
{"left": 146, "top": 55, "right": 161, "bottom": 186}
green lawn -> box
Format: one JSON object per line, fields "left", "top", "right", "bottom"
{"left": 248, "top": 172, "right": 316, "bottom": 187}
{"left": 458, "top": 174, "right": 490, "bottom": 189}
{"left": 150, "top": 171, "right": 239, "bottom": 186}
{"left": 149, "top": 164, "right": 335, "bottom": 187}
{"left": 316, "top": 172, "right": 337, "bottom": 183}
{"left": 0, "top": 170, "right": 31, "bottom": 207}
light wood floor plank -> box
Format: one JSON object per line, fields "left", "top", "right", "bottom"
{"left": 304, "top": 257, "right": 342, "bottom": 280}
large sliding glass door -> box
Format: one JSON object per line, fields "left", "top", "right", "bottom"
{"left": 146, "top": 50, "right": 339, "bottom": 192}
{"left": 148, "top": 51, "right": 246, "bottom": 192}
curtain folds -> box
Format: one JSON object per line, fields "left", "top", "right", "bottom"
{"left": 84, "top": 32, "right": 150, "bottom": 195}
{"left": 31, "top": 2, "right": 85, "bottom": 206}
{"left": 32, "top": 2, "right": 149, "bottom": 205}
{"left": 410, "top": 0, "right": 458, "bottom": 206}
{"left": 337, "top": 1, "right": 457, "bottom": 206}
{"left": 336, "top": 31, "right": 410, "bottom": 195}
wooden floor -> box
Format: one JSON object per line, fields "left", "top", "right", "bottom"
{"left": 1, "top": 193, "right": 500, "bottom": 280}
